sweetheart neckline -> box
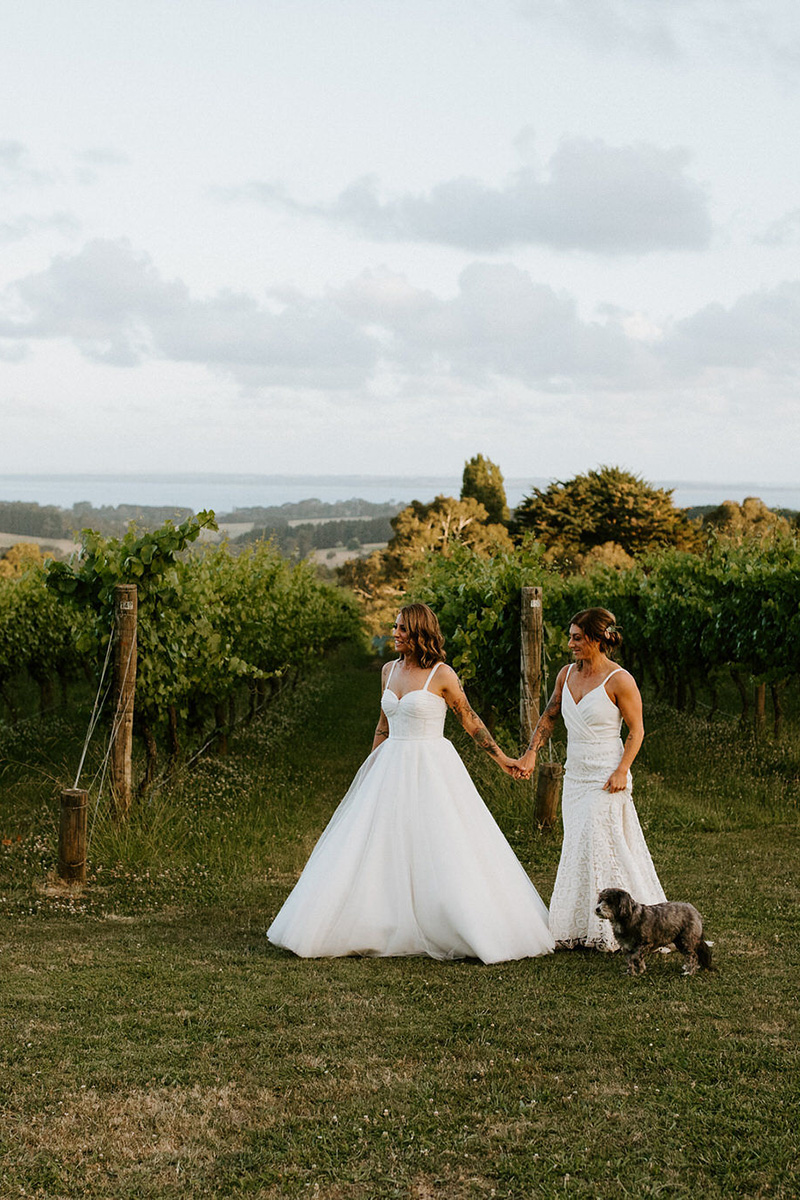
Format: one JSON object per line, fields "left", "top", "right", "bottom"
{"left": 384, "top": 686, "right": 445, "bottom": 703}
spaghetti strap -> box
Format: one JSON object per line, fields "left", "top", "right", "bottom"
{"left": 385, "top": 659, "right": 400, "bottom": 688}
{"left": 423, "top": 662, "right": 443, "bottom": 691}
{"left": 603, "top": 667, "right": 624, "bottom": 685}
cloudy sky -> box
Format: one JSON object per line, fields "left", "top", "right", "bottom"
{"left": 1, "top": 0, "right": 799, "bottom": 486}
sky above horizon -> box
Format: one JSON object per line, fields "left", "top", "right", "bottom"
{"left": 1, "top": 0, "right": 799, "bottom": 486}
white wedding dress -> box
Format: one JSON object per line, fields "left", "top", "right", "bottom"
{"left": 267, "top": 661, "right": 554, "bottom": 963}
{"left": 550, "top": 665, "right": 666, "bottom": 951}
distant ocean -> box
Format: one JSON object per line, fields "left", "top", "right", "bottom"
{"left": 0, "top": 473, "right": 799, "bottom": 513}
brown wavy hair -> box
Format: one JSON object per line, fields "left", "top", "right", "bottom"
{"left": 397, "top": 603, "right": 447, "bottom": 668}
{"left": 570, "top": 608, "right": 623, "bottom": 656}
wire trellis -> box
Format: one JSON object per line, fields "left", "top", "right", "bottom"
{"left": 70, "top": 616, "right": 138, "bottom": 854}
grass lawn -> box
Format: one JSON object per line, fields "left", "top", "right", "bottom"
{"left": 1, "top": 652, "right": 798, "bottom": 1199}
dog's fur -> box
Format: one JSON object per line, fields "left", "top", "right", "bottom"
{"left": 595, "top": 888, "right": 713, "bottom": 976}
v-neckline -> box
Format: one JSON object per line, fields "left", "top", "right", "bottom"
{"left": 567, "top": 666, "right": 619, "bottom": 707}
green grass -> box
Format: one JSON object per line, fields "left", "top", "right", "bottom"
{"left": 1, "top": 651, "right": 798, "bottom": 1198}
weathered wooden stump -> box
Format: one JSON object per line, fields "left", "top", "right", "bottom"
{"left": 534, "top": 762, "right": 563, "bottom": 829}
{"left": 58, "top": 788, "right": 88, "bottom": 884}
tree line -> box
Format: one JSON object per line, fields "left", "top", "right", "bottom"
{"left": 4, "top": 456, "right": 797, "bottom": 747}
{"left": 0, "top": 497, "right": 402, "bottom": 545}
{"left": 340, "top": 455, "right": 798, "bottom": 638}
{"left": 233, "top": 515, "right": 395, "bottom": 558}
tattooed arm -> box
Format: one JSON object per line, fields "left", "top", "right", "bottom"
{"left": 514, "top": 665, "right": 567, "bottom": 777}
{"left": 371, "top": 660, "right": 393, "bottom": 751}
{"left": 436, "top": 666, "right": 516, "bottom": 774}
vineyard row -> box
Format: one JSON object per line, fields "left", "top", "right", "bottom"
{"left": 410, "top": 539, "right": 800, "bottom": 730}
{"left": 0, "top": 514, "right": 361, "bottom": 777}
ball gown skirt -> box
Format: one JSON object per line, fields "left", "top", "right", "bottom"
{"left": 267, "top": 667, "right": 554, "bottom": 964}
{"left": 549, "top": 666, "right": 667, "bottom": 951}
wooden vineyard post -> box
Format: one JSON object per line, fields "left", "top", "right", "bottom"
{"left": 535, "top": 761, "right": 563, "bottom": 829}
{"left": 754, "top": 682, "right": 766, "bottom": 737}
{"left": 520, "top": 586, "right": 543, "bottom": 747}
{"left": 58, "top": 788, "right": 88, "bottom": 884}
{"left": 521, "top": 586, "right": 563, "bottom": 829}
{"left": 110, "top": 583, "right": 138, "bottom": 818}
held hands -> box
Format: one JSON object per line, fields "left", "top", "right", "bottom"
{"left": 496, "top": 752, "right": 519, "bottom": 777}
{"left": 497, "top": 752, "right": 530, "bottom": 779}
{"left": 509, "top": 748, "right": 537, "bottom": 780}
{"left": 494, "top": 748, "right": 539, "bottom": 781}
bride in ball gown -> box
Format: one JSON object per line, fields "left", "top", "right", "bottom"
{"left": 515, "top": 607, "right": 666, "bottom": 951}
{"left": 267, "top": 603, "right": 554, "bottom": 963}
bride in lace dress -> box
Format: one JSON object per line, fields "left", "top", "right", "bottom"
{"left": 268, "top": 603, "right": 554, "bottom": 963}
{"left": 516, "top": 607, "right": 666, "bottom": 951}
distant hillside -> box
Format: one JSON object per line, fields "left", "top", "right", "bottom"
{"left": 216, "top": 498, "right": 403, "bottom": 523}
{"left": 0, "top": 499, "right": 196, "bottom": 539}
{"left": 0, "top": 497, "right": 402, "bottom": 542}
{"left": 233, "top": 515, "right": 394, "bottom": 557}
{"left": 3, "top": 495, "right": 794, "bottom": 547}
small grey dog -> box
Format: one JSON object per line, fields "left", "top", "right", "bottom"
{"left": 595, "top": 888, "right": 713, "bottom": 976}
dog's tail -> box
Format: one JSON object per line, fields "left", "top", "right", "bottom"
{"left": 697, "top": 939, "right": 714, "bottom": 971}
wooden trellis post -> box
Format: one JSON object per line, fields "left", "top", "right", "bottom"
{"left": 754, "top": 682, "right": 766, "bottom": 737}
{"left": 535, "top": 762, "right": 563, "bottom": 829}
{"left": 110, "top": 583, "right": 138, "bottom": 818}
{"left": 58, "top": 788, "right": 88, "bottom": 884}
{"left": 520, "top": 586, "right": 543, "bottom": 746}
{"left": 520, "top": 586, "right": 563, "bottom": 828}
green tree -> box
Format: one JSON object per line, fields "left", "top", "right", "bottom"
{"left": 511, "top": 465, "right": 700, "bottom": 567}
{"left": 0, "top": 543, "right": 46, "bottom": 578}
{"left": 390, "top": 495, "right": 512, "bottom": 569}
{"left": 702, "top": 497, "right": 792, "bottom": 543}
{"left": 460, "top": 454, "right": 510, "bottom": 525}
{"left": 339, "top": 495, "right": 512, "bottom": 638}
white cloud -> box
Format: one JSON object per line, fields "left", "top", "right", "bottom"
{"left": 73, "top": 147, "right": 129, "bottom": 167}
{"left": 0, "top": 212, "right": 80, "bottom": 245}
{"left": 0, "top": 139, "right": 55, "bottom": 189}
{"left": 663, "top": 282, "right": 800, "bottom": 374}
{"left": 519, "top": 0, "right": 683, "bottom": 61}
{"left": 2, "top": 241, "right": 798, "bottom": 404}
{"left": 518, "top": 0, "right": 800, "bottom": 70}
{"left": 0, "top": 239, "right": 379, "bottom": 385}
{"left": 73, "top": 146, "right": 129, "bottom": 186}
{"left": 222, "top": 135, "right": 712, "bottom": 256}
{"left": 757, "top": 209, "right": 800, "bottom": 247}
{"left": 336, "top": 263, "right": 642, "bottom": 387}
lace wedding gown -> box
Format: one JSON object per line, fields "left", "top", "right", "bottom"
{"left": 550, "top": 665, "right": 666, "bottom": 951}
{"left": 267, "top": 662, "right": 554, "bottom": 963}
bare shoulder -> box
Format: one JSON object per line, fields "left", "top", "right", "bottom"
{"left": 540, "top": 664, "right": 568, "bottom": 711}
{"left": 381, "top": 658, "right": 400, "bottom": 684}
{"left": 432, "top": 662, "right": 460, "bottom": 695}
{"left": 607, "top": 667, "right": 640, "bottom": 699}
{"left": 608, "top": 665, "right": 636, "bottom": 686}
{"left": 555, "top": 664, "right": 570, "bottom": 688}
{"left": 549, "top": 664, "right": 569, "bottom": 699}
